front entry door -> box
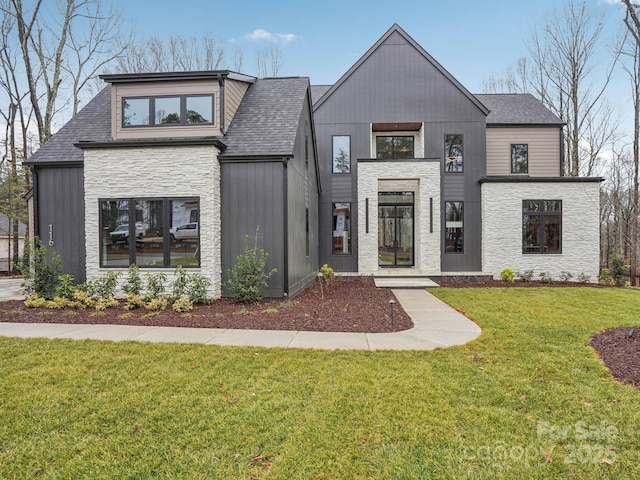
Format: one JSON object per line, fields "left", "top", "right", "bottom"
{"left": 378, "top": 192, "right": 414, "bottom": 267}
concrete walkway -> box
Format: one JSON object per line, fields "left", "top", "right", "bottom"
{"left": 0, "top": 284, "right": 481, "bottom": 350}
{"left": 0, "top": 277, "right": 24, "bottom": 302}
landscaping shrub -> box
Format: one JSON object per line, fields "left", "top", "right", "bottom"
{"left": 144, "top": 272, "right": 167, "bottom": 301}
{"left": 122, "top": 264, "right": 143, "bottom": 296}
{"left": 185, "top": 273, "right": 211, "bottom": 304}
{"left": 610, "top": 255, "right": 629, "bottom": 286}
{"left": 172, "top": 296, "right": 194, "bottom": 313}
{"left": 577, "top": 272, "right": 590, "bottom": 283}
{"left": 124, "top": 293, "right": 145, "bottom": 310}
{"left": 55, "top": 274, "right": 76, "bottom": 299}
{"left": 599, "top": 268, "right": 613, "bottom": 286}
{"left": 500, "top": 267, "right": 515, "bottom": 283}
{"left": 85, "top": 271, "right": 122, "bottom": 299}
{"left": 517, "top": 269, "right": 534, "bottom": 282}
{"left": 226, "top": 227, "right": 276, "bottom": 303}
{"left": 539, "top": 271, "right": 553, "bottom": 284}
{"left": 145, "top": 297, "right": 168, "bottom": 311}
{"left": 559, "top": 271, "right": 574, "bottom": 283}
{"left": 22, "top": 238, "right": 62, "bottom": 300}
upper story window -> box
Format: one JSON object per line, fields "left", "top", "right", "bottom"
{"left": 332, "top": 135, "right": 351, "bottom": 173}
{"left": 511, "top": 144, "right": 528, "bottom": 173}
{"left": 123, "top": 94, "right": 214, "bottom": 127}
{"left": 376, "top": 136, "right": 414, "bottom": 159}
{"left": 445, "top": 134, "right": 463, "bottom": 173}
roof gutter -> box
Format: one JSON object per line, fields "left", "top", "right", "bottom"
{"left": 218, "top": 75, "right": 226, "bottom": 135}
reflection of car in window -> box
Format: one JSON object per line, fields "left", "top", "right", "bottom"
{"left": 170, "top": 222, "right": 199, "bottom": 242}
{"left": 109, "top": 223, "right": 144, "bottom": 244}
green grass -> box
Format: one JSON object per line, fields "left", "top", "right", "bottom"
{"left": 1, "top": 287, "right": 640, "bottom": 478}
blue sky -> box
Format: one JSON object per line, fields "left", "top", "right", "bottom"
{"left": 113, "top": 0, "right": 625, "bottom": 92}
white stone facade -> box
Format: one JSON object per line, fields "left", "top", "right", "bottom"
{"left": 481, "top": 181, "right": 600, "bottom": 281}
{"left": 83, "top": 145, "right": 222, "bottom": 297}
{"left": 357, "top": 161, "right": 441, "bottom": 275}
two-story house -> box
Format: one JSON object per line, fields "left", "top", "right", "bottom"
{"left": 26, "top": 24, "right": 601, "bottom": 297}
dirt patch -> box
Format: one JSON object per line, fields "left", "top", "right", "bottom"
{"left": 0, "top": 277, "right": 413, "bottom": 333}
{"left": 590, "top": 327, "right": 640, "bottom": 390}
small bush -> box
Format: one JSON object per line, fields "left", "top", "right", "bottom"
{"left": 145, "top": 297, "right": 168, "bottom": 311}
{"left": 122, "top": 264, "right": 143, "bottom": 296}
{"left": 559, "top": 271, "right": 574, "bottom": 283}
{"left": 124, "top": 293, "right": 145, "bottom": 310}
{"left": 144, "top": 272, "right": 167, "bottom": 302}
{"left": 22, "top": 238, "right": 62, "bottom": 300}
{"left": 171, "top": 265, "right": 189, "bottom": 300}
{"left": 226, "top": 227, "right": 276, "bottom": 303}
{"left": 185, "top": 273, "right": 211, "bottom": 304}
{"left": 610, "top": 255, "right": 629, "bottom": 286}
{"left": 54, "top": 274, "right": 76, "bottom": 299}
{"left": 24, "top": 294, "right": 48, "bottom": 308}
{"left": 86, "top": 271, "right": 122, "bottom": 299}
{"left": 518, "top": 269, "right": 534, "bottom": 282}
{"left": 599, "top": 268, "right": 614, "bottom": 286}
{"left": 320, "top": 264, "right": 335, "bottom": 282}
{"left": 539, "top": 272, "right": 553, "bottom": 284}
{"left": 72, "top": 290, "right": 95, "bottom": 308}
{"left": 577, "top": 272, "right": 590, "bottom": 284}
{"left": 94, "top": 297, "right": 119, "bottom": 311}
{"left": 172, "top": 296, "right": 193, "bottom": 313}
{"left": 500, "top": 268, "right": 515, "bottom": 283}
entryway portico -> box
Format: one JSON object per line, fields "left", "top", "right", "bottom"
{"left": 357, "top": 159, "right": 441, "bottom": 276}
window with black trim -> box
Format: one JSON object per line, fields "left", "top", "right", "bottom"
{"left": 523, "top": 200, "right": 561, "bottom": 254}
{"left": 445, "top": 201, "right": 464, "bottom": 253}
{"left": 100, "top": 197, "right": 200, "bottom": 267}
{"left": 376, "top": 136, "right": 414, "bottom": 159}
{"left": 511, "top": 144, "right": 528, "bottom": 173}
{"left": 332, "top": 203, "right": 351, "bottom": 254}
{"left": 445, "top": 134, "right": 463, "bottom": 172}
{"left": 332, "top": 135, "right": 350, "bottom": 173}
{"left": 123, "top": 95, "right": 214, "bottom": 127}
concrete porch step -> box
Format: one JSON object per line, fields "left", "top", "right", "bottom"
{"left": 374, "top": 277, "right": 439, "bottom": 288}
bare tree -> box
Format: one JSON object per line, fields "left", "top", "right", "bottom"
{"left": 254, "top": 44, "right": 282, "bottom": 78}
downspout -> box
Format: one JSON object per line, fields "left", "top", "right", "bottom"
{"left": 218, "top": 76, "right": 226, "bottom": 135}
{"left": 283, "top": 158, "right": 289, "bottom": 297}
{"left": 559, "top": 126, "right": 565, "bottom": 176}
{"left": 30, "top": 165, "right": 39, "bottom": 238}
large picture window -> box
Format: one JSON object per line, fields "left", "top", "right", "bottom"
{"left": 332, "top": 135, "right": 350, "bottom": 173}
{"left": 100, "top": 197, "right": 200, "bottom": 268}
{"left": 376, "top": 136, "right": 414, "bottom": 159}
{"left": 445, "top": 201, "right": 464, "bottom": 253}
{"left": 523, "top": 200, "right": 561, "bottom": 254}
{"left": 445, "top": 134, "right": 463, "bottom": 173}
{"left": 332, "top": 203, "right": 351, "bottom": 254}
{"left": 511, "top": 144, "right": 528, "bottom": 173}
{"left": 123, "top": 95, "right": 214, "bottom": 127}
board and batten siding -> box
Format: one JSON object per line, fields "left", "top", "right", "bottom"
{"left": 223, "top": 80, "right": 251, "bottom": 131}
{"left": 486, "top": 127, "right": 561, "bottom": 176}
{"left": 111, "top": 80, "right": 222, "bottom": 140}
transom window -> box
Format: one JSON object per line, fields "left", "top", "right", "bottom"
{"left": 100, "top": 197, "right": 200, "bottom": 268}
{"left": 523, "top": 200, "right": 561, "bottom": 254}
{"left": 444, "top": 134, "right": 463, "bottom": 173}
{"left": 511, "top": 144, "right": 529, "bottom": 173}
{"left": 376, "top": 136, "right": 414, "bottom": 159}
{"left": 123, "top": 95, "right": 214, "bottom": 127}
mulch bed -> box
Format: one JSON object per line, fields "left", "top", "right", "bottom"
{"left": 590, "top": 327, "right": 640, "bottom": 390}
{"left": 0, "top": 277, "right": 413, "bottom": 333}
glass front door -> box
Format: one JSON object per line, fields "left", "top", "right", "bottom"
{"left": 378, "top": 193, "right": 414, "bottom": 267}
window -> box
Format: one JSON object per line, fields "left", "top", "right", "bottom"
{"left": 123, "top": 95, "right": 214, "bottom": 127}
{"left": 376, "top": 136, "right": 414, "bottom": 159}
{"left": 332, "top": 135, "right": 350, "bottom": 173}
{"left": 523, "top": 200, "right": 561, "bottom": 254}
{"left": 332, "top": 203, "right": 351, "bottom": 254}
{"left": 445, "top": 201, "right": 464, "bottom": 253}
{"left": 511, "top": 144, "right": 528, "bottom": 173}
{"left": 445, "top": 134, "right": 463, "bottom": 172}
{"left": 100, "top": 197, "right": 200, "bottom": 267}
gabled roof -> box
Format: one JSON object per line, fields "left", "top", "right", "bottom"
{"left": 221, "top": 77, "right": 311, "bottom": 158}
{"left": 313, "top": 24, "right": 489, "bottom": 116}
{"left": 27, "top": 86, "right": 112, "bottom": 165}
{"left": 475, "top": 94, "right": 564, "bottom": 126}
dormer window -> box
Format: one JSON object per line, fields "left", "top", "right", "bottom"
{"left": 123, "top": 94, "right": 214, "bottom": 127}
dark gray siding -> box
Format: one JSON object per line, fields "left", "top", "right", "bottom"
{"left": 35, "top": 166, "right": 86, "bottom": 282}
{"left": 221, "top": 161, "right": 285, "bottom": 298}
{"left": 287, "top": 100, "right": 320, "bottom": 297}
{"left": 315, "top": 29, "right": 487, "bottom": 273}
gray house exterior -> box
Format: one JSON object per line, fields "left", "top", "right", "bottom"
{"left": 26, "top": 24, "right": 602, "bottom": 296}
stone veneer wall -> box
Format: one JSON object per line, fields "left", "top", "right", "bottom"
{"left": 357, "top": 161, "right": 441, "bottom": 275}
{"left": 481, "top": 181, "right": 600, "bottom": 281}
{"left": 84, "top": 145, "right": 222, "bottom": 297}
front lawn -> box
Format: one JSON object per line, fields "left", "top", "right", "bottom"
{"left": 1, "top": 287, "right": 639, "bottom": 479}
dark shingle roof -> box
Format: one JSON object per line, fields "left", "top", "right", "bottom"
{"left": 222, "top": 77, "right": 310, "bottom": 157}
{"left": 310, "top": 85, "right": 331, "bottom": 105}
{"left": 27, "top": 86, "right": 112, "bottom": 164}
{"left": 474, "top": 93, "right": 563, "bottom": 126}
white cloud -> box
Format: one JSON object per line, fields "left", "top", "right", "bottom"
{"left": 244, "top": 29, "right": 299, "bottom": 43}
